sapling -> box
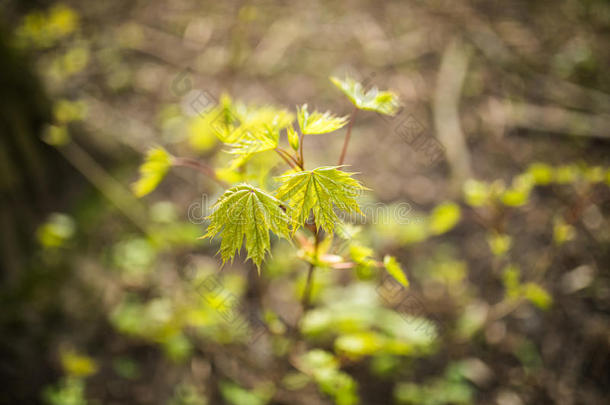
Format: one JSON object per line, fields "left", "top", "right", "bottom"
{"left": 133, "top": 76, "right": 406, "bottom": 309}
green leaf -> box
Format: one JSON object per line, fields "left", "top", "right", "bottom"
{"left": 527, "top": 163, "right": 554, "bottom": 185}
{"left": 428, "top": 202, "right": 461, "bottom": 235}
{"left": 297, "top": 104, "right": 348, "bottom": 135}
{"left": 330, "top": 76, "right": 400, "bottom": 115}
{"left": 522, "top": 283, "right": 552, "bottom": 310}
{"left": 203, "top": 184, "right": 291, "bottom": 271}
{"left": 275, "top": 166, "right": 366, "bottom": 235}
{"left": 132, "top": 147, "right": 172, "bottom": 197}
{"left": 462, "top": 179, "right": 490, "bottom": 207}
{"left": 219, "top": 380, "right": 273, "bottom": 405}
{"left": 383, "top": 255, "right": 409, "bottom": 287}
{"left": 287, "top": 124, "right": 300, "bottom": 151}
{"left": 215, "top": 97, "right": 293, "bottom": 145}
{"left": 226, "top": 123, "right": 281, "bottom": 155}
{"left": 222, "top": 104, "right": 294, "bottom": 166}
{"left": 487, "top": 233, "right": 512, "bottom": 256}
{"left": 296, "top": 350, "right": 359, "bottom": 405}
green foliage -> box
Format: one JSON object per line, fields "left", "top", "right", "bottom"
{"left": 428, "top": 202, "right": 461, "bottom": 235}
{"left": 297, "top": 104, "right": 348, "bottom": 135}
{"left": 16, "top": 4, "right": 79, "bottom": 49}
{"left": 44, "top": 378, "right": 87, "bottom": 405}
{"left": 275, "top": 166, "right": 366, "bottom": 235}
{"left": 169, "top": 383, "right": 208, "bottom": 405}
{"left": 60, "top": 350, "right": 98, "bottom": 378}
{"left": 330, "top": 76, "right": 400, "bottom": 115}
{"left": 219, "top": 380, "right": 274, "bottom": 405}
{"left": 462, "top": 179, "right": 490, "bottom": 207}
{"left": 204, "top": 184, "right": 292, "bottom": 270}
{"left": 287, "top": 124, "right": 300, "bottom": 151}
{"left": 522, "top": 283, "right": 553, "bottom": 310}
{"left": 527, "top": 162, "right": 554, "bottom": 185}
{"left": 132, "top": 147, "right": 173, "bottom": 197}
{"left": 37, "top": 213, "right": 76, "bottom": 248}
{"left": 300, "top": 283, "right": 437, "bottom": 354}
{"left": 296, "top": 350, "right": 359, "bottom": 405}
{"left": 553, "top": 217, "right": 575, "bottom": 245}
{"left": 502, "top": 265, "right": 553, "bottom": 310}
{"left": 383, "top": 255, "right": 409, "bottom": 287}
{"left": 394, "top": 363, "right": 474, "bottom": 405}
{"left": 487, "top": 232, "right": 512, "bottom": 256}
{"left": 212, "top": 95, "right": 293, "bottom": 146}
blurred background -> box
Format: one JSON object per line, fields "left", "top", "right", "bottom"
{"left": 1, "top": 0, "right": 609, "bottom": 404}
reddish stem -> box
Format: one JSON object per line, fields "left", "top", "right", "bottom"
{"left": 338, "top": 107, "right": 358, "bottom": 166}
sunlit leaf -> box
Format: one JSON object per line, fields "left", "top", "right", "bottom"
{"left": 553, "top": 217, "right": 575, "bottom": 245}
{"left": 502, "top": 264, "right": 521, "bottom": 298}
{"left": 36, "top": 213, "right": 75, "bottom": 248}
{"left": 555, "top": 164, "right": 580, "bottom": 184}
{"left": 335, "top": 331, "right": 385, "bottom": 358}
{"left": 214, "top": 99, "right": 293, "bottom": 166}
{"left": 61, "top": 350, "right": 98, "bottom": 378}
{"left": 527, "top": 163, "right": 554, "bottom": 185}
{"left": 501, "top": 174, "right": 533, "bottom": 207}
{"left": 132, "top": 147, "right": 173, "bottom": 197}
{"left": 287, "top": 124, "right": 300, "bottom": 150}
{"left": 296, "top": 350, "right": 359, "bottom": 405}
{"left": 463, "top": 179, "right": 490, "bottom": 207}
{"left": 523, "top": 283, "right": 552, "bottom": 310}
{"left": 383, "top": 255, "right": 409, "bottom": 287}
{"left": 203, "top": 184, "right": 292, "bottom": 271}
{"left": 428, "top": 202, "right": 461, "bottom": 235}
{"left": 330, "top": 76, "right": 400, "bottom": 115}
{"left": 275, "top": 166, "right": 366, "bottom": 235}
{"left": 219, "top": 380, "right": 273, "bottom": 405}
{"left": 297, "top": 104, "right": 348, "bottom": 135}
{"left": 487, "top": 233, "right": 511, "bottom": 256}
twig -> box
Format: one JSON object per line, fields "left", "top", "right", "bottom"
{"left": 275, "top": 148, "right": 299, "bottom": 170}
{"left": 172, "top": 157, "right": 229, "bottom": 188}
{"left": 276, "top": 147, "right": 302, "bottom": 169}
{"left": 338, "top": 107, "right": 358, "bottom": 166}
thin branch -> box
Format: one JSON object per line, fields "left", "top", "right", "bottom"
{"left": 172, "top": 157, "right": 229, "bottom": 188}
{"left": 337, "top": 107, "right": 358, "bottom": 166}
{"left": 275, "top": 148, "right": 299, "bottom": 170}
{"left": 276, "top": 147, "right": 302, "bottom": 169}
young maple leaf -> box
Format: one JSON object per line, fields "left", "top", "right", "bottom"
{"left": 330, "top": 76, "right": 400, "bottom": 116}
{"left": 275, "top": 166, "right": 366, "bottom": 235}
{"left": 203, "top": 184, "right": 291, "bottom": 271}
{"left": 132, "top": 147, "right": 173, "bottom": 197}
{"left": 297, "top": 104, "right": 348, "bottom": 135}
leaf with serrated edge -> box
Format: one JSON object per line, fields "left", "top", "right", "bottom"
{"left": 203, "top": 184, "right": 291, "bottom": 271}
{"left": 275, "top": 166, "right": 366, "bottom": 235}
{"left": 330, "top": 76, "right": 400, "bottom": 116}
{"left": 223, "top": 107, "right": 293, "bottom": 167}
{"left": 297, "top": 104, "right": 348, "bottom": 135}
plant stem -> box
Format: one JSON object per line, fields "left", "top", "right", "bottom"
{"left": 275, "top": 148, "right": 299, "bottom": 170}
{"left": 277, "top": 147, "right": 303, "bottom": 169}
{"left": 301, "top": 223, "right": 320, "bottom": 310}
{"left": 337, "top": 107, "right": 358, "bottom": 166}
{"left": 172, "top": 157, "right": 229, "bottom": 188}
